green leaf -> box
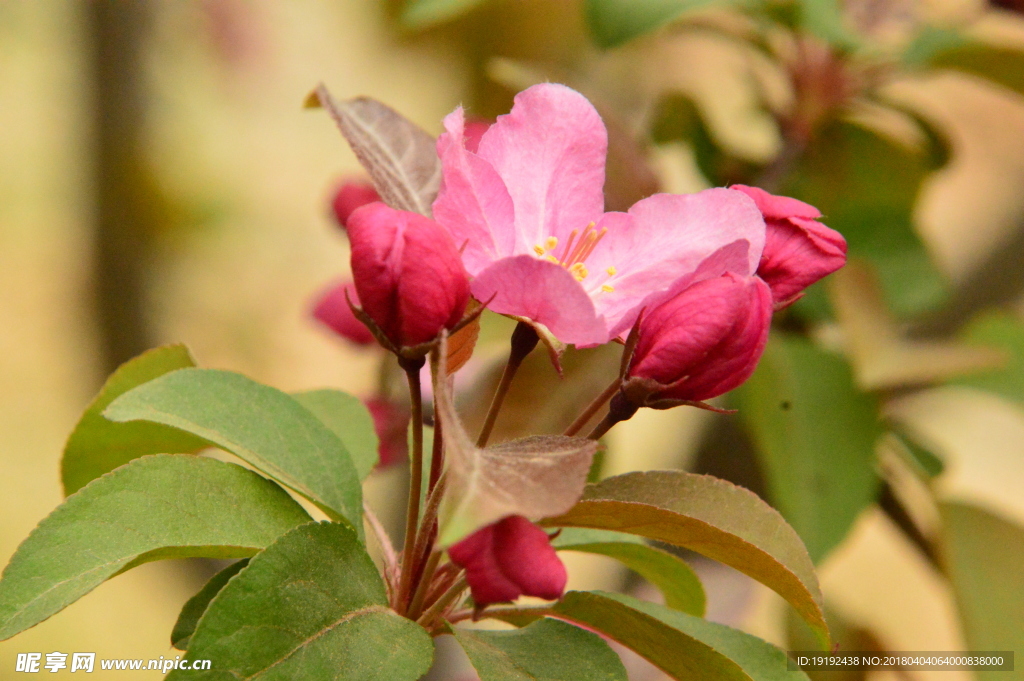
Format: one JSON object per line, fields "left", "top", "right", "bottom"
{"left": 554, "top": 529, "right": 706, "bottom": 616}
{"left": 953, "top": 311, "right": 1024, "bottom": 403}
{"left": 0, "top": 455, "right": 311, "bottom": 641}
{"left": 584, "top": 0, "right": 729, "bottom": 49}
{"left": 543, "top": 471, "right": 829, "bottom": 646}
{"left": 104, "top": 368, "right": 363, "bottom": 534}
{"left": 291, "top": 389, "right": 379, "bottom": 479}
{"left": 782, "top": 119, "right": 945, "bottom": 317}
{"left": 940, "top": 502, "right": 1024, "bottom": 681}
{"left": 172, "top": 560, "right": 249, "bottom": 651}
{"left": 795, "top": 0, "right": 860, "bottom": 50}
{"left": 171, "top": 522, "right": 433, "bottom": 680}
{"left": 927, "top": 41, "right": 1024, "bottom": 98}
{"left": 494, "top": 591, "right": 807, "bottom": 681}
{"left": 733, "top": 334, "right": 881, "bottom": 562}
{"left": 61, "top": 344, "right": 208, "bottom": 495}
{"left": 401, "top": 0, "right": 490, "bottom": 29}
{"left": 453, "top": 618, "right": 628, "bottom": 681}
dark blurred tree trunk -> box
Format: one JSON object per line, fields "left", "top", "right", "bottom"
{"left": 85, "top": 0, "right": 157, "bottom": 376}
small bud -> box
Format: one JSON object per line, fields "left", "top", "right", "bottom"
{"left": 623, "top": 273, "right": 772, "bottom": 407}
{"left": 331, "top": 180, "right": 380, "bottom": 229}
{"left": 364, "top": 397, "right": 409, "bottom": 468}
{"left": 732, "top": 184, "right": 846, "bottom": 308}
{"left": 448, "top": 515, "right": 567, "bottom": 607}
{"left": 348, "top": 202, "right": 471, "bottom": 350}
{"left": 311, "top": 281, "right": 375, "bottom": 346}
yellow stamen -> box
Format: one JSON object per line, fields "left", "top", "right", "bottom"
{"left": 601, "top": 284, "right": 615, "bottom": 293}
{"left": 606, "top": 266, "right": 617, "bottom": 277}
{"left": 545, "top": 236, "right": 558, "bottom": 251}
{"left": 569, "top": 263, "right": 589, "bottom": 281}
{"left": 533, "top": 244, "right": 546, "bottom": 256}
{"left": 545, "top": 254, "right": 560, "bottom": 264}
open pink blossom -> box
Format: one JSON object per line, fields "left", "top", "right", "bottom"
{"left": 433, "top": 83, "right": 767, "bottom": 347}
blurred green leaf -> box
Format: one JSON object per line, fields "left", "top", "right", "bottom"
{"left": 61, "top": 344, "right": 207, "bottom": 495}
{"left": 787, "top": 606, "right": 880, "bottom": 681}
{"left": 889, "top": 432, "right": 945, "bottom": 479}
{"left": 733, "top": 334, "right": 880, "bottom": 562}
{"left": 292, "top": 389, "right": 379, "bottom": 479}
{"left": 172, "top": 559, "right": 249, "bottom": 651}
{"left": 783, "top": 119, "right": 946, "bottom": 317}
{"left": 902, "top": 26, "right": 966, "bottom": 65}
{"left": 651, "top": 92, "right": 762, "bottom": 187}
{"left": 0, "top": 455, "right": 311, "bottom": 641}
{"left": 494, "top": 591, "right": 809, "bottom": 681}
{"left": 927, "top": 41, "right": 1024, "bottom": 98}
{"left": 584, "top": 0, "right": 731, "bottom": 48}
{"left": 170, "top": 522, "right": 433, "bottom": 680}
{"left": 453, "top": 617, "right": 628, "bottom": 681}
{"left": 543, "top": 471, "right": 829, "bottom": 646}
{"left": 554, "top": 532, "right": 706, "bottom": 616}
{"left": 401, "top": 0, "right": 490, "bottom": 28}
{"left": 796, "top": 0, "right": 859, "bottom": 49}
{"left": 953, "top": 311, "right": 1024, "bottom": 403}
{"left": 940, "top": 502, "right": 1024, "bottom": 681}
{"left": 104, "top": 368, "right": 363, "bottom": 535}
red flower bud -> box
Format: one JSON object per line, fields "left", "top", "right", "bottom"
{"left": 625, "top": 273, "right": 772, "bottom": 405}
{"left": 311, "top": 281, "right": 375, "bottom": 346}
{"left": 331, "top": 180, "right": 380, "bottom": 229}
{"left": 348, "top": 202, "right": 471, "bottom": 349}
{"left": 732, "top": 184, "right": 846, "bottom": 308}
{"left": 364, "top": 397, "right": 409, "bottom": 468}
{"left": 448, "top": 515, "right": 567, "bottom": 607}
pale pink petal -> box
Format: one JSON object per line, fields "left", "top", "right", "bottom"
{"left": 583, "top": 188, "right": 766, "bottom": 338}
{"left": 470, "top": 255, "right": 608, "bottom": 347}
{"left": 476, "top": 84, "right": 607, "bottom": 252}
{"left": 433, "top": 108, "right": 517, "bottom": 275}
{"left": 731, "top": 184, "right": 821, "bottom": 220}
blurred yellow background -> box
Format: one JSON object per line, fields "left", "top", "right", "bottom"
{"left": 1, "top": 1, "right": 1023, "bottom": 679}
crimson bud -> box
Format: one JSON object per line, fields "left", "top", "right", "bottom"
{"left": 364, "top": 397, "right": 409, "bottom": 469}
{"left": 312, "top": 281, "right": 375, "bottom": 346}
{"left": 448, "top": 515, "right": 567, "bottom": 607}
{"left": 331, "top": 180, "right": 381, "bottom": 229}
{"left": 348, "top": 202, "right": 471, "bottom": 351}
{"left": 732, "top": 184, "right": 846, "bottom": 308}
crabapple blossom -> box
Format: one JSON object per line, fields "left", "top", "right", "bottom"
{"left": 331, "top": 179, "right": 380, "bottom": 229}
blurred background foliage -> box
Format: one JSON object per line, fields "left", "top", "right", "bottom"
{"left": 1, "top": 0, "right": 1023, "bottom": 678}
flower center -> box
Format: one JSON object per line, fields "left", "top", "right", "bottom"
{"left": 533, "top": 223, "right": 617, "bottom": 292}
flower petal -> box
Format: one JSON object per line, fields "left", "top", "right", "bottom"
{"left": 585, "top": 188, "right": 766, "bottom": 338}
{"left": 731, "top": 184, "right": 822, "bottom": 220}
{"left": 471, "top": 255, "right": 608, "bottom": 347}
{"left": 433, "top": 108, "right": 517, "bottom": 275}
{"left": 476, "top": 83, "right": 607, "bottom": 251}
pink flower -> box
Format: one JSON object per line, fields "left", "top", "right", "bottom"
{"left": 621, "top": 273, "right": 773, "bottom": 408}
{"left": 433, "top": 83, "right": 767, "bottom": 347}
{"left": 364, "top": 397, "right": 409, "bottom": 468}
{"left": 448, "top": 515, "right": 567, "bottom": 606}
{"left": 331, "top": 179, "right": 380, "bottom": 229}
{"left": 462, "top": 117, "right": 491, "bottom": 154}
{"left": 731, "top": 184, "right": 846, "bottom": 308}
{"left": 311, "top": 280, "right": 375, "bottom": 346}
{"left": 348, "top": 202, "right": 471, "bottom": 349}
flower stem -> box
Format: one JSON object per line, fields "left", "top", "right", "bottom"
{"left": 564, "top": 378, "right": 621, "bottom": 437}
{"left": 416, "top": 575, "right": 468, "bottom": 628}
{"left": 396, "top": 357, "right": 426, "bottom": 614}
{"left": 477, "top": 322, "right": 539, "bottom": 447}
{"left": 406, "top": 550, "right": 443, "bottom": 620}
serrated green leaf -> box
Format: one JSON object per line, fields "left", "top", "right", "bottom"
{"left": 62, "top": 344, "right": 207, "bottom": 495}
{"left": 940, "top": 502, "right": 1024, "bottom": 681}
{"left": 170, "top": 522, "right": 433, "bottom": 680}
{"left": 783, "top": 119, "right": 945, "bottom": 318}
{"left": 104, "top": 368, "right": 363, "bottom": 534}
{"left": 172, "top": 560, "right": 249, "bottom": 651}
{"left": 733, "top": 334, "right": 880, "bottom": 562}
{"left": 584, "top": 0, "right": 731, "bottom": 48}
{"left": 953, "top": 311, "right": 1024, "bottom": 403}
{"left": 291, "top": 389, "right": 379, "bottom": 479}
{"left": 401, "top": 0, "right": 490, "bottom": 29}
{"left": 554, "top": 530, "right": 705, "bottom": 616}
{"left": 453, "top": 617, "right": 628, "bottom": 681}
{"left": 0, "top": 455, "right": 311, "bottom": 641}
{"left": 543, "top": 471, "right": 829, "bottom": 646}
{"left": 927, "top": 41, "right": 1024, "bottom": 98}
